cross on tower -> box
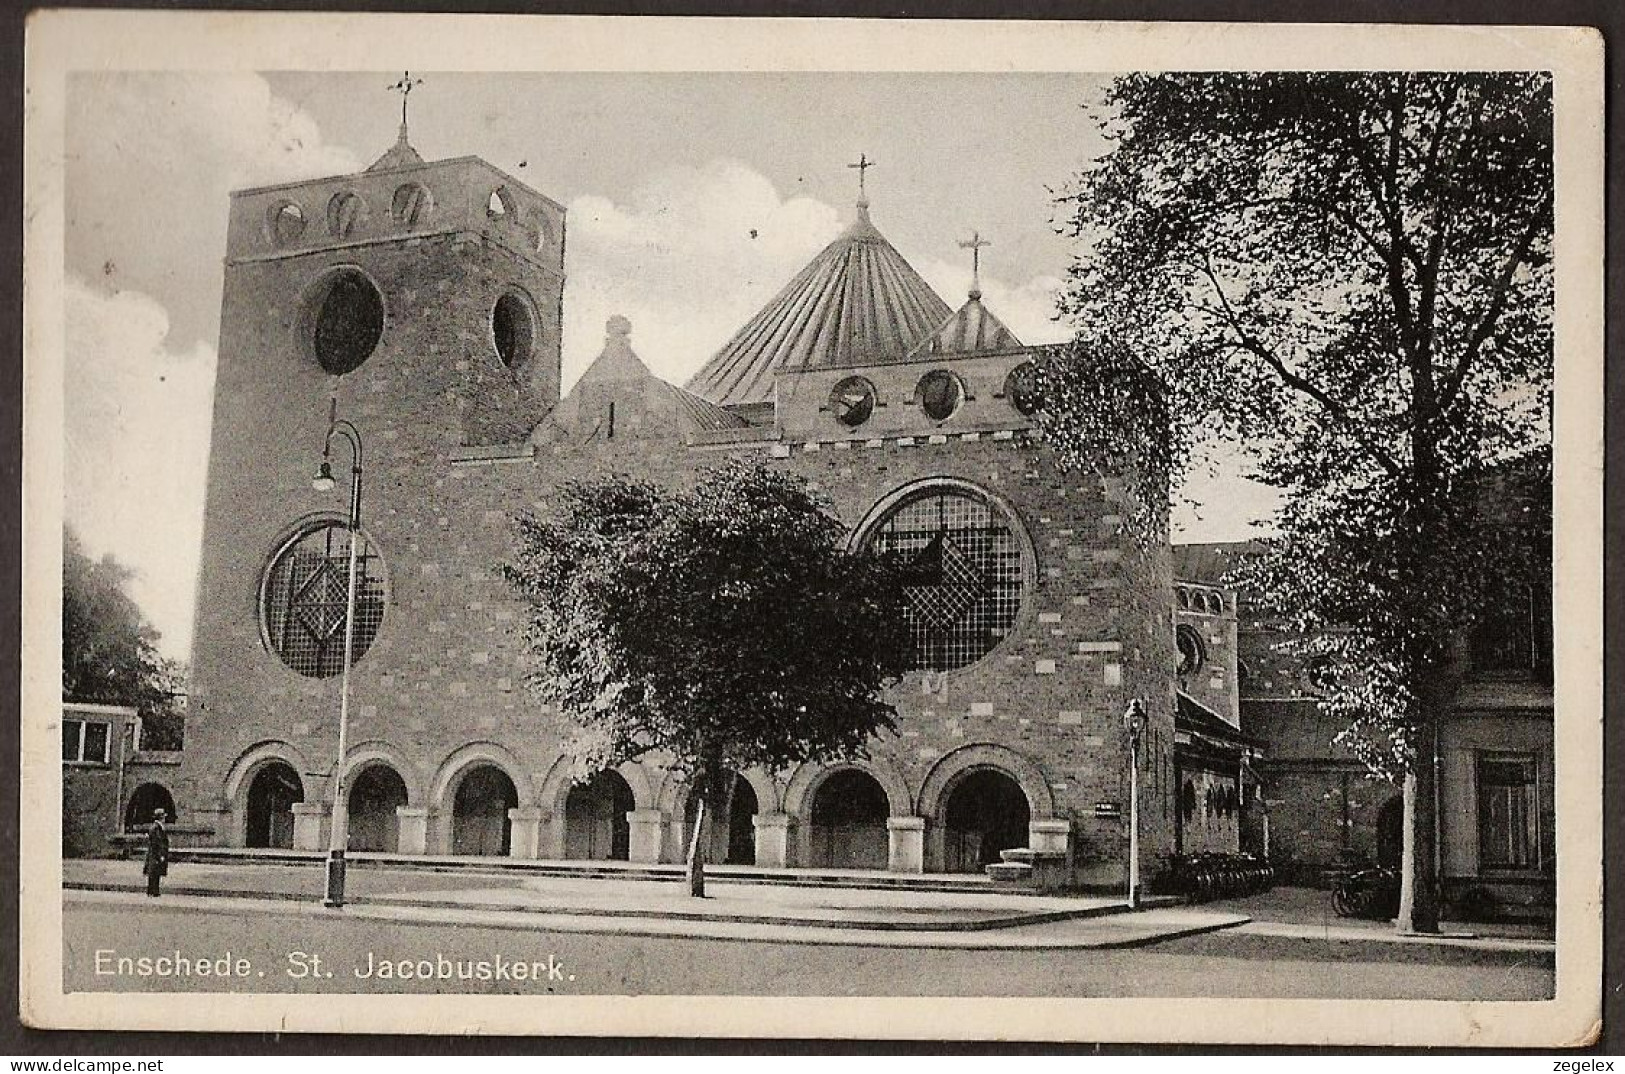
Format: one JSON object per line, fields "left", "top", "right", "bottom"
{"left": 958, "top": 230, "right": 991, "bottom": 296}
{"left": 847, "top": 153, "right": 876, "bottom": 206}
{"left": 387, "top": 71, "right": 424, "bottom": 137}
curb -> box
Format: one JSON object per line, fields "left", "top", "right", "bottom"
{"left": 61, "top": 881, "right": 1168, "bottom": 933}
{"left": 63, "top": 887, "right": 1253, "bottom": 951}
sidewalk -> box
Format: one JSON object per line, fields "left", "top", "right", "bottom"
{"left": 1205, "top": 885, "right": 1555, "bottom": 953}
{"left": 63, "top": 859, "right": 1245, "bottom": 949}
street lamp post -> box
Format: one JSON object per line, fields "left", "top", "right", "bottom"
{"left": 313, "top": 408, "right": 363, "bottom": 909}
{"left": 1123, "top": 699, "right": 1147, "bottom": 909}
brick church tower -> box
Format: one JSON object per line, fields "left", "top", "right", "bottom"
{"left": 177, "top": 122, "right": 566, "bottom": 850}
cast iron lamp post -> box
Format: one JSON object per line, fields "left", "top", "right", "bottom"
{"left": 1123, "top": 699, "right": 1147, "bottom": 909}
{"left": 313, "top": 409, "right": 362, "bottom": 908}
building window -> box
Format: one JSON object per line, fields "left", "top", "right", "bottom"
{"left": 301, "top": 268, "right": 385, "bottom": 376}
{"left": 1004, "top": 362, "right": 1041, "bottom": 416}
{"left": 916, "top": 370, "right": 965, "bottom": 422}
{"left": 260, "top": 522, "right": 388, "bottom": 678}
{"left": 266, "top": 200, "right": 307, "bottom": 246}
{"left": 829, "top": 376, "right": 877, "bottom": 428}
{"left": 63, "top": 717, "right": 112, "bottom": 764}
{"left": 1478, "top": 753, "right": 1539, "bottom": 870}
{"left": 1175, "top": 624, "right": 1206, "bottom": 675}
{"left": 391, "top": 182, "right": 432, "bottom": 227}
{"left": 492, "top": 291, "right": 536, "bottom": 370}
{"left": 1471, "top": 585, "right": 1538, "bottom": 674}
{"left": 865, "top": 486, "right": 1023, "bottom": 671}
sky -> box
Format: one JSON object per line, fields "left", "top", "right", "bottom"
{"left": 62, "top": 71, "right": 1281, "bottom": 661}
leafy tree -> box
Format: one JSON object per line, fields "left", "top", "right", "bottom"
{"left": 504, "top": 461, "right": 913, "bottom": 896}
{"left": 1046, "top": 72, "right": 1552, "bottom": 931}
{"left": 62, "top": 528, "right": 185, "bottom": 750}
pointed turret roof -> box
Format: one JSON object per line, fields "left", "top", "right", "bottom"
{"left": 685, "top": 203, "right": 953, "bottom": 408}
{"left": 367, "top": 125, "right": 426, "bottom": 172}
{"left": 907, "top": 293, "right": 1023, "bottom": 359}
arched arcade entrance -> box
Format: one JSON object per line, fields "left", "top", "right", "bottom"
{"left": 809, "top": 769, "right": 890, "bottom": 870}
{"left": 124, "top": 783, "right": 177, "bottom": 832}
{"left": 452, "top": 764, "right": 518, "bottom": 856}
{"left": 347, "top": 764, "right": 408, "bottom": 852}
{"left": 564, "top": 770, "right": 633, "bottom": 861}
{"left": 245, "top": 762, "right": 303, "bottom": 849}
{"left": 939, "top": 768, "right": 1030, "bottom": 873}
{"left": 684, "top": 773, "right": 758, "bottom": 866}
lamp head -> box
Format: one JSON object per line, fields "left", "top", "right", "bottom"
{"left": 312, "top": 459, "right": 336, "bottom": 492}
{"left": 1123, "top": 699, "right": 1147, "bottom": 738}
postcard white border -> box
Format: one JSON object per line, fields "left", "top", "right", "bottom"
{"left": 19, "top": 12, "right": 1606, "bottom": 1046}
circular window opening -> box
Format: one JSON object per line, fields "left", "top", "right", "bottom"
{"left": 260, "top": 522, "right": 387, "bottom": 678}
{"left": 492, "top": 292, "right": 536, "bottom": 370}
{"left": 326, "top": 191, "right": 366, "bottom": 238}
{"left": 1176, "top": 624, "right": 1206, "bottom": 675}
{"left": 267, "top": 201, "right": 307, "bottom": 246}
{"left": 391, "top": 182, "right": 431, "bottom": 226}
{"left": 865, "top": 486, "right": 1024, "bottom": 671}
{"left": 830, "top": 376, "right": 877, "bottom": 428}
{"left": 1005, "top": 361, "right": 1042, "bottom": 416}
{"left": 918, "top": 370, "right": 964, "bottom": 422}
{"left": 306, "top": 269, "right": 385, "bottom": 376}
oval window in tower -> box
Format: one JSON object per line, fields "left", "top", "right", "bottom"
{"left": 917, "top": 370, "right": 964, "bottom": 422}
{"left": 391, "top": 182, "right": 431, "bottom": 227}
{"left": 326, "top": 191, "right": 367, "bottom": 239}
{"left": 306, "top": 268, "right": 385, "bottom": 376}
{"left": 266, "top": 201, "right": 307, "bottom": 246}
{"left": 1176, "top": 624, "right": 1207, "bottom": 675}
{"left": 829, "top": 376, "right": 877, "bottom": 428}
{"left": 259, "top": 521, "right": 388, "bottom": 678}
{"left": 1005, "top": 361, "right": 1042, "bottom": 416}
{"left": 491, "top": 290, "right": 536, "bottom": 370}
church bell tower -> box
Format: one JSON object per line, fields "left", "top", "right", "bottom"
{"left": 178, "top": 93, "right": 566, "bottom": 845}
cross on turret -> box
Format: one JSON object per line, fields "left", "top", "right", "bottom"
{"left": 387, "top": 71, "right": 424, "bottom": 139}
{"left": 847, "top": 153, "right": 876, "bottom": 207}
{"left": 958, "top": 230, "right": 990, "bottom": 298}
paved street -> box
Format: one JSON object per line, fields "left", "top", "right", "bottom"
{"left": 62, "top": 893, "right": 1553, "bottom": 1000}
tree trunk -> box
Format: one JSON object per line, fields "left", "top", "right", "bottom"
{"left": 687, "top": 797, "right": 708, "bottom": 898}
{"left": 1395, "top": 690, "right": 1443, "bottom": 934}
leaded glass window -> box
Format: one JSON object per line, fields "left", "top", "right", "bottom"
{"left": 261, "top": 523, "right": 387, "bottom": 678}
{"left": 866, "top": 487, "right": 1023, "bottom": 671}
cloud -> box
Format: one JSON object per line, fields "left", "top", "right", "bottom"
{"left": 561, "top": 159, "right": 844, "bottom": 387}
{"left": 64, "top": 278, "right": 217, "bottom": 661}
{"left": 67, "top": 73, "right": 363, "bottom": 349}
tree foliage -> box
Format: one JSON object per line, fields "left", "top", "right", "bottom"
{"left": 503, "top": 461, "right": 914, "bottom": 891}
{"left": 1046, "top": 71, "right": 1553, "bottom": 929}
{"left": 62, "top": 528, "right": 185, "bottom": 750}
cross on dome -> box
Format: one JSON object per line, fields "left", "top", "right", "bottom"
{"left": 847, "top": 153, "right": 876, "bottom": 208}
{"left": 958, "top": 230, "right": 991, "bottom": 299}
{"left": 387, "top": 71, "right": 424, "bottom": 142}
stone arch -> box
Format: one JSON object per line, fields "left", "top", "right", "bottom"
{"left": 123, "top": 782, "right": 177, "bottom": 832}
{"left": 654, "top": 765, "right": 781, "bottom": 817}
{"left": 223, "top": 739, "right": 315, "bottom": 812}
{"left": 915, "top": 742, "right": 1056, "bottom": 821}
{"left": 782, "top": 756, "right": 912, "bottom": 822}
{"left": 536, "top": 755, "right": 656, "bottom": 818}
{"left": 342, "top": 740, "right": 424, "bottom": 805}
{"left": 428, "top": 741, "right": 535, "bottom": 811}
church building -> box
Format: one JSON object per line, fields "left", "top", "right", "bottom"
{"left": 170, "top": 120, "right": 1252, "bottom": 886}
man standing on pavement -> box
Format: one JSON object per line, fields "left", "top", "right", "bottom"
{"left": 143, "top": 807, "right": 169, "bottom": 897}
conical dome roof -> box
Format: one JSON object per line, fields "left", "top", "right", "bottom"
{"left": 685, "top": 204, "right": 953, "bottom": 407}
{"left": 906, "top": 293, "right": 1023, "bottom": 359}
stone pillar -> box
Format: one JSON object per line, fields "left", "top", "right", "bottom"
{"left": 887, "top": 816, "right": 926, "bottom": 873}
{"left": 1030, "top": 818, "right": 1072, "bottom": 854}
{"left": 507, "top": 808, "right": 545, "bottom": 859}
{"left": 627, "top": 809, "right": 665, "bottom": 864}
{"left": 541, "top": 810, "right": 567, "bottom": 860}
{"left": 395, "top": 806, "right": 429, "bottom": 855}
{"left": 194, "top": 800, "right": 233, "bottom": 847}
{"left": 291, "top": 803, "right": 328, "bottom": 851}
{"left": 752, "top": 811, "right": 793, "bottom": 868}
